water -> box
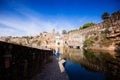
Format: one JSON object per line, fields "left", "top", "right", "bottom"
{"left": 0, "top": 42, "right": 120, "bottom": 80}
{"left": 61, "top": 48, "right": 120, "bottom": 80}
{"left": 65, "top": 59, "right": 105, "bottom": 80}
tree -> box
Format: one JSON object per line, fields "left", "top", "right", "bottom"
{"left": 68, "top": 29, "right": 78, "bottom": 33}
{"left": 111, "top": 10, "right": 120, "bottom": 22}
{"left": 62, "top": 30, "right": 67, "bottom": 34}
{"left": 79, "top": 22, "right": 95, "bottom": 30}
{"left": 101, "top": 12, "right": 110, "bottom": 21}
{"left": 117, "top": 10, "right": 120, "bottom": 20}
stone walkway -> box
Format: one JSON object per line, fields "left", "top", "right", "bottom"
{"left": 31, "top": 56, "right": 69, "bottom": 80}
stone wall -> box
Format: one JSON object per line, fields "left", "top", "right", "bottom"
{"left": 64, "top": 20, "right": 120, "bottom": 49}
{"left": 0, "top": 31, "right": 55, "bottom": 50}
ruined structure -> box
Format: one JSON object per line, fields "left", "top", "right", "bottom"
{"left": 0, "top": 20, "right": 120, "bottom": 51}
{"left": 63, "top": 22, "right": 106, "bottom": 49}
{"left": 63, "top": 20, "right": 120, "bottom": 50}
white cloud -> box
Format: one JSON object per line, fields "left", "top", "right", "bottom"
{"left": 0, "top": 7, "right": 101, "bottom": 37}
{"left": 0, "top": 27, "right": 23, "bottom": 37}
{"left": 0, "top": 8, "right": 76, "bottom": 36}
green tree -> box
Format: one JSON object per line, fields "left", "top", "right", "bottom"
{"left": 111, "top": 10, "right": 120, "bottom": 22}
{"left": 62, "top": 30, "right": 67, "bottom": 34}
{"left": 101, "top": 12, "right": 110, "bottom": 21}
{"left": 68, "top": 29, "right": 78, "bottom": 33}
{"left": 79, "top": 22, "right": 95, "bottom": 30}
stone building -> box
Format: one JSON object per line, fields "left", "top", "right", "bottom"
{"left": 63, "top": 22, "right": 107, "bottom": 49}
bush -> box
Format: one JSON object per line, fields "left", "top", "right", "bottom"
{"left": 99, "top": 34, "right": 112, "bottom": 46}
{"left": 83, "top": 50, "right": 95, "bottom": 59}
{"left": 79, "top": 22, "right": 95, "bottom": 30}
{"left": 83, "top": 37, "right": 95, "bottom": 47}
{"left": 68, "top": 29, "right": 78, "bottom": 33}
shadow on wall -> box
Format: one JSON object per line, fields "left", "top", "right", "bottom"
{"left": 0, "top": 41, "right": 53, "bottom": 80}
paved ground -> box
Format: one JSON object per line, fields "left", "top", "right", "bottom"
{"left": 31, "top": 56, "right": 69, "bottom": 80}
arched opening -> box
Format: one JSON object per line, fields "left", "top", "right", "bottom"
{"left": 69, "top": 46, "right": 73, "bottom": 48}
{"left": 76, "top": 46, "right": 80, "bottom": 49}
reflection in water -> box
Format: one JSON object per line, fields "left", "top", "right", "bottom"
{"left": 62, "top": 48, "right": 120, "bottom": 80}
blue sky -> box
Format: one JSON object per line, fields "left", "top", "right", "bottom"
{"left": 0, "top": 0, "right": 120, "bottom": 36}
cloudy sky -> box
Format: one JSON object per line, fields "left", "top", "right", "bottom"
{"left": 0, "top": 0, "right": 119, "bottom": 36}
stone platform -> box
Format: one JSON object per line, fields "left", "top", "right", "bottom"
{"left": 31, "top": 56, "right": 69, "bottom": 80}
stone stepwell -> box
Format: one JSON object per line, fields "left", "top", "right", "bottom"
{"left": 0, "top": 41, "right": 69, "bottom": 80}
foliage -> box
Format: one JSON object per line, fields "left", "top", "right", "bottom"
{"left": 28, "top": 36, "right": 33, "bottom": 39}
{"left": 101, "top": 34, "right": 107, "bottom": 41}
{"left": 68, "top": 29, "right": 78, "bottom": 33}
{"left": 19, "top": 42, "right": 24, "bottom": 46}
{"left": 62, "top": 30, "right": 67, "bottom": 34}
{"left": 102, "top": 10, "right": 120, "bottom": 22}
{"left": 37, "top": 40, "right": 41, "bottom": 46}
{"left": 104, "top": 22, "right": 111, "bottom": 28}
{"left": 83, "top": 50, "right": 95, "bottom": 59}
{"left": 111, "top": 10, "right": 120, "bottom": 21}
{"left": 22, "top": 36, "right": 33, "bottom": 39}
{"left": 69, "top": 10, "right": 120, "bottom": 34}
{"left": 101, "top": 12, "right": 110, "bottom": 21}
{"left": 79, "top": 22, "right": 95, "bottom": 30}
{"left": 104, "top": 28, "right": 111, "bottom": 34}
{"left": 99, "top": 34, "right": 112, "bottom": 46}
{"left": 83, "top": 37, "right": 95, "bottom": 47}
